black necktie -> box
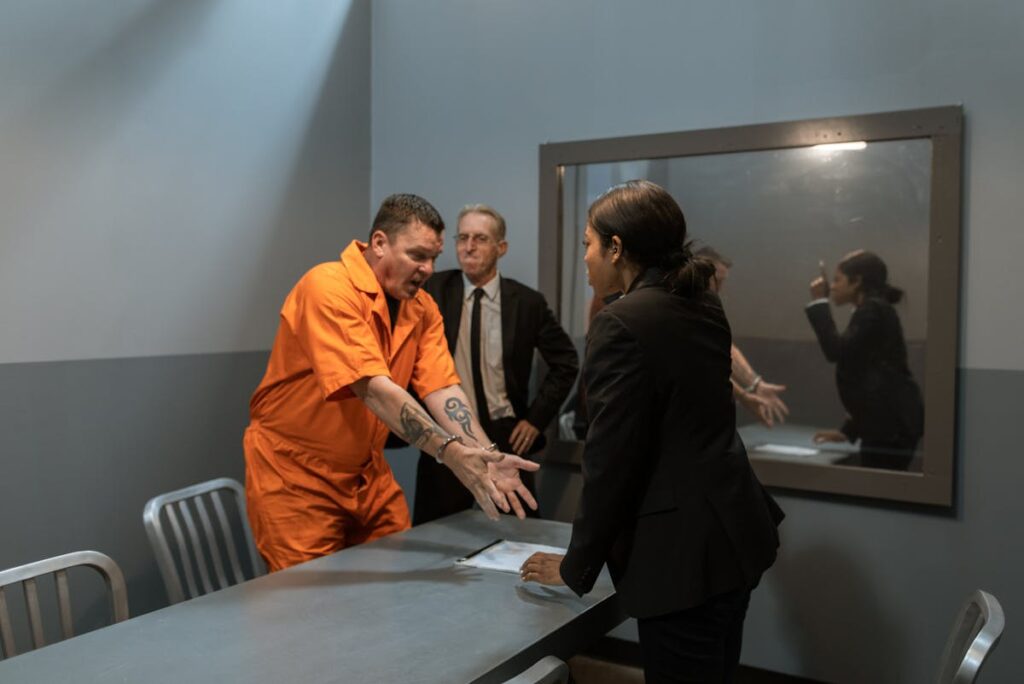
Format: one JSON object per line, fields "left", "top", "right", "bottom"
{"left": 470, "top": 288, "right": 491, "bottom": 430}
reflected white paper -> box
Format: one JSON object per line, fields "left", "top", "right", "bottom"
{"left": 754, "top": 443, "right": 821, "bottom": 457}
{"left": 455, "top": 541, "right": 566, "bottom": 573}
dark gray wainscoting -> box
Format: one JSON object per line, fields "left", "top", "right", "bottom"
{"left": 0, "top": 351, "right": 269, "bottom": 632}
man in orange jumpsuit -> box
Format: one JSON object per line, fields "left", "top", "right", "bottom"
{"left": 244, "top": 193, "right": 538, "bottom": 571}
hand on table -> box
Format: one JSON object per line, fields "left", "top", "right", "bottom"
{"left": 520, "top": 552, "right": 565, "bottom": 586}
{"left": 813, "top": 429, "right": 847, "bottom": 444}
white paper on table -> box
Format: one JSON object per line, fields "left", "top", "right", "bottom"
{"left": 753, "top": 443, "right": 820, "bottom": 457}
{"left": 454, "top": 540, "right": 566, "bottom": 573}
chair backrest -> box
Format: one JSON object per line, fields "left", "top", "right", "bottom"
{"left": 502, "top": 656, "right": 570, "bottom": 684}
{"left": 0, "top": 550, "right": 128, "bottom": 660}
{"left": 936, "top": 589, "right": 1005, "bottom": 684}
{"left": 143, "top": 477, "right": 265, "bottom": 604}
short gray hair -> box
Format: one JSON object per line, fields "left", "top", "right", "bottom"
{"left": 457, "top": 204, "right": 506, "bottom": 240}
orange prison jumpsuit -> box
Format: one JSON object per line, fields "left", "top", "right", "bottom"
{"left": 244, "top": 240, "right": 460, "bottom": 571}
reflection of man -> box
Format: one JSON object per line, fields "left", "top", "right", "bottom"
{"left": 696, "top": 246, "right": 789, "bottom": 427}
{"left": 244, "top": 194, "right": 538, "bottom": 571}
{"left": 415, "top": 204, "right": 578, "bottom": 524}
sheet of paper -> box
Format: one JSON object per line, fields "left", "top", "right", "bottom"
{"left": 753, "top": 443, "right": 821, "bottom": 457}
{"left": 455, "top": 540, "right": 566, "bottom": 573}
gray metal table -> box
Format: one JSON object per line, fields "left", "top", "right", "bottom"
{"left": 0, "top": 511, "right": 624, "bottom": 683}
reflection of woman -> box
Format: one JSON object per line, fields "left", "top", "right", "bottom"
{"left": 521, "top": 180, "right": 783, "bottom": 682}
{"left": 806, "top": 250, "right": 924, "bottom": 470}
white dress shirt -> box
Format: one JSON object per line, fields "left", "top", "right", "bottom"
{"left": 455, "top": 273, "right": 515, "bottom": 421}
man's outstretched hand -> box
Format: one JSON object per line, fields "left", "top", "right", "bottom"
{"left": 444, "top": 444, "right": 539, "bottom": 520}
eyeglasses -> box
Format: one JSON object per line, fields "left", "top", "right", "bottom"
{"left": 454, "top": 234, "right": 495, "bottom": 246}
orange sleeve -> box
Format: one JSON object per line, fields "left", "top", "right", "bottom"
{"left": 410, "top": 293, "right": 461, "bottom": 398}
{"left": 282, "top": 269, "right": 391, "bottom": 400}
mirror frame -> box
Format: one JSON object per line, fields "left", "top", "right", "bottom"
{"left": 538, "top": 106, "right": 962, "bottom": 507}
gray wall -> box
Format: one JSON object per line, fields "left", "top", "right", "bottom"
{"left": 0, "top": 0, "right": 372, "bottom": 631}
{"left": 371, "top": 1, "right": 1024, "bottom": 682}
{"left": 0, "top": 0, "right": 371, "bottom": 363}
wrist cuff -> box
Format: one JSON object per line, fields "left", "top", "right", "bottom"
{"left": 434, "top": 434, "right": 463, "bottom": 464}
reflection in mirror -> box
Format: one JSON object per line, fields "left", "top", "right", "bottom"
{"left": 558, "top": 140, "right": 931, "bottom": 473}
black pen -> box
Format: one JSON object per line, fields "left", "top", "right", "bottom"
{"left": 459, "top": 539, "right": 503, "bottom": 562}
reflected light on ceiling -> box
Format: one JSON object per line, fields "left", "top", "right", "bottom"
{"left": 812, "top": 141, "right": 867, "bottom": 152}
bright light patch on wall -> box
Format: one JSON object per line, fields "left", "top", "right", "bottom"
{"left": 812, "top": 141, "right": 867, "bottom": 152}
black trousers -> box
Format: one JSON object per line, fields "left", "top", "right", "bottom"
{"left": 636, "top": 588, "right": 752, "bottom": 684}
{"left": 412, "top": 416, "right": 541, "bottom": 525}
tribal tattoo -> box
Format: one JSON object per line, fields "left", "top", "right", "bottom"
{"left": 399, "top": 403, "right": 447, "bottom": 450}
{"left": 444, "top": 397, "right": 477, "bottom": 440}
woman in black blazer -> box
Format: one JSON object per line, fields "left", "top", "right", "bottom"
{"left": 806, "top": 250, "right": 924, "bottom": 470}
{"left": 521, "top": 180, "right": 783, "bottom": 683}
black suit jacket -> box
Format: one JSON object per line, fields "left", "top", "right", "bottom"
{"left": 559, "top": 271, "right": 783, "bottom": 619}
{"left": 423, "top": 270, "right": 578, "bottom": 434}
{"left": 805, "top": 297, "right": 923, "bottom": 446}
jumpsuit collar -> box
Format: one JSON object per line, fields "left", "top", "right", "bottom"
{"left": 340, "top": 241, "right": 424, "bottom": 359}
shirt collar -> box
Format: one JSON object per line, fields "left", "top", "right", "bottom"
{"left": 462, "top": 272, "right": 500, "bottom": 301}
{"left": 626, "top": 266, "right": 668, "bottom": 294}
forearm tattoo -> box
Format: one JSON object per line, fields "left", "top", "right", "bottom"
{"left": 444, "top": 397, "right": 477, "bottom": 440}
{"left": 399, "top": 403, "right": 446, "bottom": 450}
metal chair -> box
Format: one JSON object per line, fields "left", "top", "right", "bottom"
{"left": 143, "top": 477, "right": 265, "bottom": 604}
{"left": 502, "top": 656, "right": 570, "bottom": 684}
{"left": 0, "top": 550, "right": 128, "bottom": 660}
{"left": 936, "top": 589, "right": 1004, "bottom": 684}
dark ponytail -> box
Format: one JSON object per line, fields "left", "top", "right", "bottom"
{"left": 588, "top": 180, "right": 712, "bottom": 299}
{"left": 663, "top": 241, "right": 717, "bottom": 297}
{"left": 838, "top": 250, "right": 903, "bottom": 304}
{"left": 882, "top": 284, "right": 904, "bottom": 304}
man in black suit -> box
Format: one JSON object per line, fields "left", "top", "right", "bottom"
{"left": 413, "top": 204, "right": 578, "bottom": 524}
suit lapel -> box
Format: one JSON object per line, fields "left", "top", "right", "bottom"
{"left": 443, "top": 273, "right": 463, "bottom": 354}
{"left": 499, "top": 277, "right": 518, "bottom": 383}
